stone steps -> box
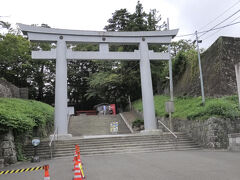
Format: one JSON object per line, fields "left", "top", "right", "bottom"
{"left": 25, "top": 138, "right": 194, "bottom": 149}
{"left": 68, "top": 115, "right": 131, "bottom": 136}
{"left": 25, "top": 140, "right": 197, "bottom": 152}
{"left": 24, "top": 133, "right": 201, "bottom": 159}
{"left": 24, "top": 115, "right": 201, "bottom": 159}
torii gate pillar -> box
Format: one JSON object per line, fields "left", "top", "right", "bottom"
{"left": 55, "top": 37, "right": 69, "bottom": 135}
{"left": 140, "top": 41, "right": 157, "bottom": 130}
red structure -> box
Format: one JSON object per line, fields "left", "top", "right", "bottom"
{"left": 110, "top": 104, "right": 116, "bottom": 115}
{"left": 76, "top": 110, "right": 97, "bottom": 115}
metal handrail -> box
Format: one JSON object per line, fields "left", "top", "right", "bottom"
{"left": 49, "top": 128, "right": 58, "bottom": 159}
{"left": 158, "top": 119, "right": 177, "bottom": 139}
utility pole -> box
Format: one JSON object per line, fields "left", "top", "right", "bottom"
{"left": 167, "top": 18, "right": 174, "bottom": 101}
{"left": 167, "top": 18, "right": 174, "bottom": 131}
{"left": 195, "top": 31, "right": 205, "bottom": 105}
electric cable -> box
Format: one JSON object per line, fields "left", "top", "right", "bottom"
{"left": 203, "top": 14, "right": 240, "bottom": 41}
{"left": 199, "top": 9, "right": 240, "bottom": 38}
{"left": 176, "top": 21, "right": 240, "bottom": 38}
{"left": 198, "top": 0, "right": 240, "bottom": 31}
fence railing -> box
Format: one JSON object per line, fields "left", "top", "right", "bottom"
{"left": 158, "top": 119, "right": 177, "bottom": 139}
{"left": 49, "top": 128, "right": 58, "bottom": 159}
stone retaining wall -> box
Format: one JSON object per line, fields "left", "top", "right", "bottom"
{"left": 0, "top": 78, "right": 28, "bottom": 99}
{"left": 159, "top": 117, "right": 240, "bottom": 149}
{"left": 0, "top": 130, "right": 17, "bottom": 167}
{"left": 133, "top": 109, "right": 240, "bottom": 148}
{"left": 228, "top": 133, "right": 240, "bottom": 151}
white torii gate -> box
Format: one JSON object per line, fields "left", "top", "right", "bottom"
{"left": 18, "top": 23, "right": 178, "bottom": 138}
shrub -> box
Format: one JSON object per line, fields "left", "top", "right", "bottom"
{"left": 132, "top": 118, "right": 144, "bottom": 128}
{"left": 187, "top": 101, "right": 240, "bottom": 120}
{"left": 0, "top": 98, "right": 54, "bottom": 135}
{"left": 133, "top": 95, "right": 240, "bottom": 120}
{"left": 0, "top": 98, "right": 54, "bottom": 160}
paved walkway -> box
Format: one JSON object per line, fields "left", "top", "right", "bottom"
{"left": 1, "top": 150, "right": 240, "bottom": 180}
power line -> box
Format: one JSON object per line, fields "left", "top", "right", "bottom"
{"left": 203, "top": 14, "right": 240, "bottom": 41}
{"left": 198, "top": 0, "right": 240, "bottom": 31}
{"left": 199, "top": 9, "right": 240, "bottom": 38}
{"left": 176, "top": 32, "right": 196, "bottom": 38}
{"left": 186, "top": 1, "right": 240, "bottom": 40}
{"left": 176, "top": 21, "right": 240, "bottom": 38}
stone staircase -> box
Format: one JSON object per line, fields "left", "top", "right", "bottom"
{"left": 23, "top": 114, "right": 201, "bottom": 159}
{"left": 68, "top": 115, "right": 131, "bottom": 136}
{"left": 24, "top": 133, "right": 201, "bottom": 159}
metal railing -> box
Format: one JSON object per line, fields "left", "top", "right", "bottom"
{"left": 49, "top": 128, "right": 58, "bottom": 159}
{"left": 158, "top": 119, "right": 177, "bottom": 139}
{"left": 119, "top": 113, "right": 134, "bottom": 133}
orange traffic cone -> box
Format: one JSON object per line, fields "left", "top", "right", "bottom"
{"left": 44, "top": 165, "right": 50, "bottom": 180}
{"left": 77, "top": 153, "right": 85, "bottom": 179}
{"left": 73, "top": 160, "right": 82, "bottom": 180}
{"left": 75, "top": 145, "right": 80, "bottom": 153}
{"left": 73, "top": 145, "right": 79, "bottom": 161}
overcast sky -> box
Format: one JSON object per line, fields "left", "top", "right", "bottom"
{"left": 1, "top": 0, "right": 240, "bottom": 49}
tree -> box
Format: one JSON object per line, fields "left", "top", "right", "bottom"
{"left": 171, "top": 39, "right": 194, "bottom": 57}
{"left": 67, "top": 43, "right": 100, "bottom": 109}
{"left": 104, "top": 9, "right": 130, "bottom": 31}
{"left": 0, "top": 34, "right": 32, "bottom": 88}
{"left": 129, "top": 1, "right": 148, "bottom": 31}
{"left": 95, "top": 1, "right": 167, "bottom": 108}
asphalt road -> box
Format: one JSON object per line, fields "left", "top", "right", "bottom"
{"left": 1, "top": 150, "right": 240, "bottom": 180}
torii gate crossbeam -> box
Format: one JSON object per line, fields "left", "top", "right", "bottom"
{"left": 18, "top": 23, "right": 178, "bottom": 138}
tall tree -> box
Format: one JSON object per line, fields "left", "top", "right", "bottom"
{"left": 29, "top": 24, "right": 56, "bottom": 103}
{"left": 90, "top": 1, "right": 167, "bottom": 109}
{"left": 104, "top": 9, "right": 130, "bottom": 31}
{"left": 0, "top": 34, "right": 32, "bottom": 88}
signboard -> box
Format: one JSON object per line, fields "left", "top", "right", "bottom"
{"left": 110, "top": 122, "right": 118, "bottom": 133}
{"left": 165, "top": 101, "right": 174, "bottom": 113}
{"left": 32, "top": 138, "right": 40, "bottom": 147}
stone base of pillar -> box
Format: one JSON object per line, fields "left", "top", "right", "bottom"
{"left": 49, "top": 134, "right": 72, "bottom": 141}
{"left": 140, "top": 129, "right": 163, "bottom": 135}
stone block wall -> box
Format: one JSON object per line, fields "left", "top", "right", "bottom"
{"left": 158, "top": 117, "right": 240, "bottom": 149}
{"left": 0, "top": 130, "right": 17, "bottom": 167}
{"left": 0, "top": 78, "right": 28, "bottom": 99}
{"left": 173, "top": 36, "right": 240, "bottom": 97}
{"left": 228, "top": 133, "right": 240, "bottom": 151}
{"left": 19, "top": 88, "right": 29, "bottom": 99}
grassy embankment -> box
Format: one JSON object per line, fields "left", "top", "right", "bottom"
{"left": 0, "top": 98, "right": 54, "bottom": 159}
{"left": 133, "top": 95, "right": 240, "bottom": 120}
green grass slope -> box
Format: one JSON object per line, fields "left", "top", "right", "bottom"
{"left": 0, "top": 98, "right": 54, "bottom": 135}
{"left": 133, "top": 95, "right": 240, "bottom": 120}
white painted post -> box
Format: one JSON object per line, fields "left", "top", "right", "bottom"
{"left": 55, "top": 36, "right": 69, "bottom": 135}
{"left": 139, "top": 41, "right": 157, "bottom": 131}
{"left": 235, "top": 62, "right": 240, "bottom": 108}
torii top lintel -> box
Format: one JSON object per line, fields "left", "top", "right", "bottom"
{"left": 17, "top": 23, "right": 178, "bottom": 44}
{"left": 17, "top": 23, "right": 178, "bottom": 61}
